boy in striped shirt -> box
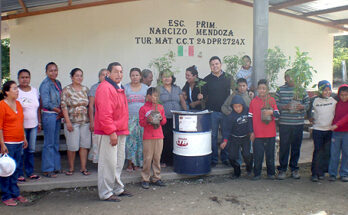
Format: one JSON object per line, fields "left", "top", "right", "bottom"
{"left": 275, "top": 70, "right": 309, "bottom": 180}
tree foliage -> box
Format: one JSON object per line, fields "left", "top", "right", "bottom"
{"left": 288, "top": 47, "right": 317, "bottom": 100}
{"left": 223, "top": 55, "right": 243, "bottom": 89}
{"left": 265, "top": 46, "right": 289, "bottom": 91}
{"left": 333, "top": 35, "right": 348, "bottom": 80}
{"left": 1, "top": 38, "right": 10, "bottom": 84}
{"left": 149, "top": 50, "right": 178, "bottom": 86}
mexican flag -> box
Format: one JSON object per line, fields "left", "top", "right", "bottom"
{"left": 178, "top": 45, "right": 194, "bottom": 57}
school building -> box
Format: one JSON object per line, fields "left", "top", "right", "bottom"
{"left": 1, "top": 0, "right": 348, "bottom": 89}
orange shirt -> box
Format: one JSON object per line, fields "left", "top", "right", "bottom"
{"left": 0, "top": 100, "right": 25, "bottom": 143}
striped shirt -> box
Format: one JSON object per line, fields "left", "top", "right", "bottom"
{"left": 275, "top": 84, "right": 309, "bottom": 125}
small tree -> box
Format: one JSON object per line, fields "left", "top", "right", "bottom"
{"left": 287, "top": 47, "right": 317, "bottom": 100}
{"left": 265, "top": 46, "right": 289, "bottom": 91}
{"left": 223, "top": 55, "right": 243, "bottom": 90}
{"left": 148, "top": 51, "right": 178, "bottom": 120}
{"left": 149, "top": 50, "right": 178, "bottom": 86}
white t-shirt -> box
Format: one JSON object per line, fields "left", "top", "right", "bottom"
{"left": 312, "top": 97, "right": 337, "bottom": 131}
{"left": 17, "top": 87, "right": 40, "bottom": 128}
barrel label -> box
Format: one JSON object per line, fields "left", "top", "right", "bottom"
{"left": 173, "top": 131, "right": 212, "bottom": 156}
{"left": 179, "top": 115, "right": 197, "bottom": 132}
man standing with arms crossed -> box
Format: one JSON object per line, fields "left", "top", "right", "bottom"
{"left": 200, "top": 56, "right": 231, "bottom": 167}
{"left": 94, "top": 62, "right": 132, "bottom": 202}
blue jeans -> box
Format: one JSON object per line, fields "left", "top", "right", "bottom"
{"left": 278, "top": 124, "right": 304, "bottom": 172}
{"left": 18, "top": 127, "right": 38, "bottom": 177}
{"left": 211, "top": 111, "right": 228, "bottom": 164}
{"left": 328, "top": 132, "right": 348, "bottom": 177}
{"left": 0, "top": 143, "right": 22, "bottom": 201}
{"left": 253, "top": 137, "right": 275, "bottom": 177}
{"left": 311, "top": 130, "right": 331, "bottom": 177}
{"left": 41, "top": 112, "right": 61, "bottom": 172}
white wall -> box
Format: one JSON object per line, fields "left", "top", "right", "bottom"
{"left": 8, "top": 0, "right": 335, "bottom": 90}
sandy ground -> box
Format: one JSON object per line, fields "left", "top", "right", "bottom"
{"left": 1, "top": 163, "right": 348, "bottom": 215}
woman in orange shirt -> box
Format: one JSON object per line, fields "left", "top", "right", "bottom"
{"left": 0, "top": 80, "right": 28, "bottom": 206}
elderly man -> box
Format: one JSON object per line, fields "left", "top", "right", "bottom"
{"left": 94, "top": 62, "right": 132, "bottom": 202}
{"left": 141, "top": 69, "right": 153, "bottom": 87}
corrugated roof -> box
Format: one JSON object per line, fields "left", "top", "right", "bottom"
{"left": 1, "top": 0, "right": 348, "bottom": 31}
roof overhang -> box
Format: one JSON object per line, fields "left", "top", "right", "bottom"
{"left": 1, "top": 0, "right": 348, "bottom": 32}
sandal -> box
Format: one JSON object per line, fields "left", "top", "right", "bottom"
{"left": 29, "top": 175, "right": 41, "bottom": 180}
{"left": 17, "top": 176, "right": 26, "bottom": 183}
{"left": 126, "top": 167, "right": 134, "bottom": 172}
{"left": 2, "top": 198, "right": 17, "bottom": 206}
{"left": 54, "top": 170, "right": 63, "bottom": 174}
{"left": 105, "top": 195, "right": 121, "bottom": 202}
{"left": 42, "top": 172, "right": 57, "bottom": 178}
{"left": 15, "top": 195, "right": 28, "bottom": 203}
{"left": 80, "top": 170, "right": 91, "bottom": 176}
{"left": 65, "top": 170, "right": 74, "bottom": 176}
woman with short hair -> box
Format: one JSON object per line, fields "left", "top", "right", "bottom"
{"left": 0, "top": 80, "right": 29, "bottom": 206}
{"left": 159, "top": 70, "right": 187, "bottom": 166}
{"left": 17, "top": 69, "right": 41, "bottom": 182}
{"left": 61, "top": 68, "right": 91, "bottom": 176}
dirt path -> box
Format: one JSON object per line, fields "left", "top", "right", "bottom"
{"left": 1, "top": 164, "right": 348, "bottom": 215}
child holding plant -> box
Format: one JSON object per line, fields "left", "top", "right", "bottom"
{"left": 249, "top": 79, "right": 279, "bottom": 180}
{"left": 139, "top": 87, "right": 167, "bottom": 189}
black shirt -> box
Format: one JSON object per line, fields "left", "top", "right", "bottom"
{"left": 182, "top": 79, "right": 203, "bottom": 110}
{"left": 202, "top": 71, "right": 231, "bottom": 112}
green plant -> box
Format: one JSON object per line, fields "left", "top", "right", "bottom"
{"left": 196, "top": 79, "right": 206, "bottom": 94}
{"left": 265, "top": 46, "right": 289, "bottom": 91}
{"left": 333, "top": 37, "right": 348, "bottom": 80}
{"left": 287, "top": 47, "right": 317, "bottom": 100}
{"left": 1, "top": 38, "right": 10, "bottom": 85}
{"left": 223, "top": 55, "right": 243, "bottom": 89}
{"left": 195, "top": 79, "right": 207, "bottom": 110}
{"left": 149, "top": 50, "right": 178, "bottom": 86}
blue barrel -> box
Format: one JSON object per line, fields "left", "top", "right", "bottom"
{"left": 171, "top": 110, "right": 212, "bottom": 175}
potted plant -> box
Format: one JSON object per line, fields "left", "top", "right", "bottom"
{"left": 286, "top": 47, "right": 317, "bottom": 112}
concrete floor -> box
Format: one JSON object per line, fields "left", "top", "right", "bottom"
{"left": 18, "top": 138, "right": 315, "bottom": 192}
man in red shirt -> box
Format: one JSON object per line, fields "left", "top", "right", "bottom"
{"left": 94, "top": 62, "right": 132, "bottom": 202}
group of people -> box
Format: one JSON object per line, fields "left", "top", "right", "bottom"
{"left": 0, "top": 55, "right": 347, "bottom": 205}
